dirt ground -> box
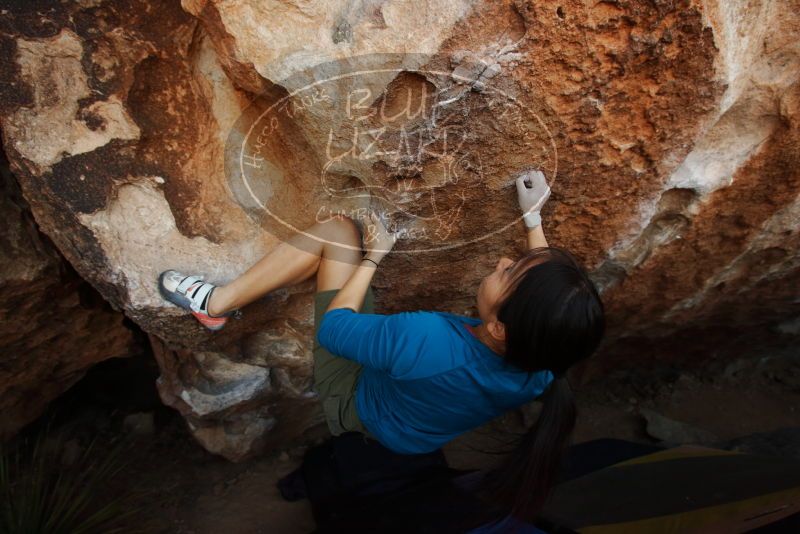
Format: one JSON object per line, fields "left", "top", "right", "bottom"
{"left": 25, "top": 347, "right": 800, "bottom": 533}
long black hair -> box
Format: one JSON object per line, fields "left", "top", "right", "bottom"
{"left": 479, "top": 246, "right": 605, "bottom": 524}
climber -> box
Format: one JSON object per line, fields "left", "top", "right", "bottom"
{"left": 157, "top": 169, "right": 605, "bottom": 521}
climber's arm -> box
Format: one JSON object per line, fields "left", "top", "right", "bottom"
{"left": 527, "top": 223, "right": 548, "bottom": 249}
{"left": 326, "top": 258, "right": 378, "bottom": 314}
{"left": 326, "top": 212, "right": 396, "bottom": 313}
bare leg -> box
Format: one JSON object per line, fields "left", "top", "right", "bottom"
{"left": 208, "top": 216, "right": 363, "bottom": 316}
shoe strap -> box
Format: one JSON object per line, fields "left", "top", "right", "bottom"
{"left": 185, "top": 280, "right": 215, "bottom": 314}
{"left": 176, "top": 275, "right": 203, "bottom": 294}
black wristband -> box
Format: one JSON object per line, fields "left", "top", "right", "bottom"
{"left": 362, "top": 257, "right": 380, "bottom": 268}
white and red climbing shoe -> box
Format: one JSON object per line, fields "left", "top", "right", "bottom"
{"left": 158, "top": 270, "right": 240, "bottom": 331}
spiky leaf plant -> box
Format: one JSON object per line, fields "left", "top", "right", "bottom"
{"left": 0, "top": 426, "right": 141, "bottom": 534}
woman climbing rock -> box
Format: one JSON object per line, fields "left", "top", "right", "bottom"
{"left": 157, "top": 169, "right": 605, "bottom": 521}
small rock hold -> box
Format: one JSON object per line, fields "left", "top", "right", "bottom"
{"left": 640, "top": 408, "right": 719, "bottom": 446}
{"left": 279, "top": 451, "right": 290, "bottom": 462}
{"left": 675, "top": 373, "right": 700, "bottom": 389}
{"left": 332, "top": 19, "right": 352, "bottom": 44}
{"left": 722, "top": 359, "right": 750, "bottom": 380}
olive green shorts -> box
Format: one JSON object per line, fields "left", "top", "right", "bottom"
{"left": 312, "top": 285, "right": 376, "bottom": 438}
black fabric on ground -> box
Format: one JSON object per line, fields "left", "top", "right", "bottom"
{"left": 276, "top": 466, "right": 307, "bottom": 502}
{"left": 281, "top": 435, "right": 663, "bottom": 532}
{"left": 282, "top": 435, "right": 799, "bottom": 532}
{"left": 313, "top": 468, "right": 502, "bottom": 533}
{"left": 279, "top": 432, "right": 467, "bottom": 528}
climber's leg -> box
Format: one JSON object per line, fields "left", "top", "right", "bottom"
{"left": 312, "top": 283, "right": 375, "bottom": 437}
{"left": 310, "top": 217, "right": 375, "bottom": 437}
{"left": 314, "top": 216, "right": 364, "bottom": 292}
{"left": 208, "top": 215, "right": 362, "bottom": 316}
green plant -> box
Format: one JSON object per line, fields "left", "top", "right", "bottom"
{"left": 0, "top": 426, "right": 141, "bottom": 534}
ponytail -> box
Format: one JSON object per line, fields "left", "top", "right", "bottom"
{"left": 477, "top": 246, "right": 604, "bottom": 525}
{"left": 480, "top": 373, "right": 576, "bottom": 523}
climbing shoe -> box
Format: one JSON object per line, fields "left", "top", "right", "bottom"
{"left": 158, "top": 270, "right": 240, "bottom": 331}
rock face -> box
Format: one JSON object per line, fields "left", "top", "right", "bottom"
{"left": 1, "top": 0, "right": 798, "bottom": 459}
{"left": 0, "top": 148, "right": 137, "bottom": 439}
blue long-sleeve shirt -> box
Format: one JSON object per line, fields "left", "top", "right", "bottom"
{"left": 317, "top": 307, "right": 554, "bottom": 454}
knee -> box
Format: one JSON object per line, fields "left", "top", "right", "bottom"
{"left": 322, "top": 215, "right": 361, "bottom": 247}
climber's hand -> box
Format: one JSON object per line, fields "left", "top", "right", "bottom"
{"left": 516, "top": 169, "right": 551, "bottom": 215}
{"left": 360, "top": 211, "right": 396, "bottom": 263}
